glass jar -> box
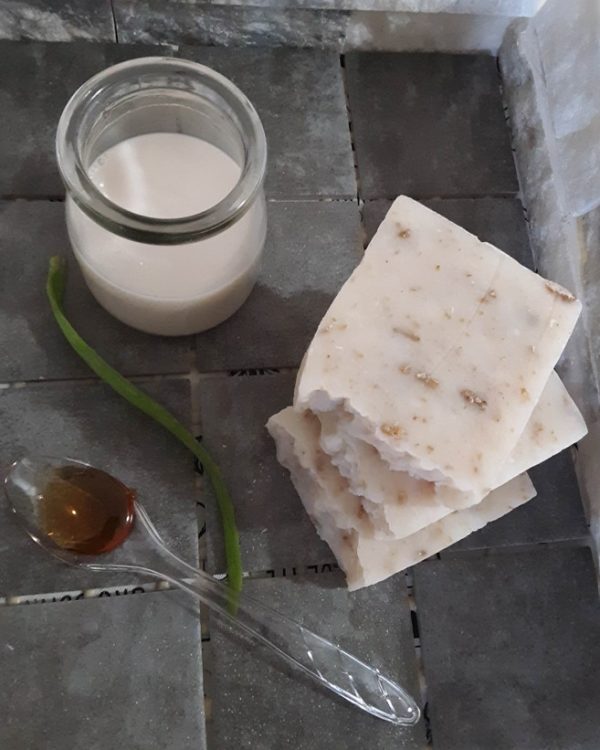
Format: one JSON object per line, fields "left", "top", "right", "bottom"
{"left": 56, "top": 57, "right": 267, "bottom": 336}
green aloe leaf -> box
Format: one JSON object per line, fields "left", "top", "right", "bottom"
{"left": 46, "top": 256, "right": 243, "bottom": 596}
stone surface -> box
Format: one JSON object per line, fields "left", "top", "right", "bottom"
{"left": 449, "top": 450, "right": 589, "bottom": 551}
{"left": 114, "top": 0, "right": 536, "bottom": 54}
{"left": 528, "top": 0, "right": 600, "bottom": 216}
{"left": 579, "top": 203, "right": 600, "bottom": 406}
{"left": 500, "top": 20, "right": 600, "bottom": 554}
{"left": 346, "top": 52, "right": 518, "bottom": 199}
{"left": 346, "top": 10, "right": 517, "bottom": 53}
{"left": 116, "top": 1, "right": 349, "bottom": 49}
{"left": 0, "top": 41, "right": 171, "bottom": 198}
{"left": 198, "top": 372, "right": 335, "bottom": 574}
{"left": 577, "top": 420, "right": 600, "bottom": 554}
{"left": 152, "top": 1, "right": 537, "bottom": 11}
{"left": 0, "top": 378, "right": 198, "bottom": 597}
{"left": 0, "top": 201, "right": 194, "bottom": 382}
{"left": 550, "top": 113, "right": 600, "bottom": 220}
{"left": 179, "top": 45, "right": 356, "bottom": 199}
{"left": 0, "top": 40, "right": 355, "bottom": 200}
{"left": 414, "top": 547, "right": 600, "bottom": 750}
{"left": 362, "top": 197, "right": 532, "bottom": 267}
{"left": 532, "top": 0, "right": 599, "bottom": 140}
{"left": 500, "top": 21, "right": 599, "bottom": 411}
{"left": 0, "top": 0, "right": 115, "bottom": 42}
{"left": 207, "top": 571, "right": 424, "bottom": 749}
{"left": 0, "top": 33, "right": 595, "bottom": 750}
{"left": 196, "top": 200, "right": 362, "bottom": 372}
{"left": 0, "top": 591, "right": 206, "bottom": 750}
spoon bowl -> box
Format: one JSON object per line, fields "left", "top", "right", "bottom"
{"left": 4, "top": 454, "right": 421, "bottom": 727}
{"left": 5, "top": 456, "right": 135, "bottom": 564}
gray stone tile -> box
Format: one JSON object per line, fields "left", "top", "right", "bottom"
{"left": 196, "top": 200, "right": 361, "bottom": 372}
{"left": 0, "top": 378, "right": 199, "bottom": 596}
{"left": 414, "top": 547, "right": 600, "bottom": 750}
{"left": 0, "top": 1, "right": 115, "bottom": 42}
{"left": 116, "top": 0, "right": 350, "bottom": 51}
{"left": 179, "top": 45, "right": 356, "bottom": 199}
{"left": 448, "top": 450, "right": 589, "bottom": 552}
{"left": 346, "top": 52, "right": 518, "bottom": 199}
{"left": 345, "top": 9, "right": 513, "bottom": 54}
{"left": 0, "top": 41, "right": 171, "bottom": 198}
{"left": 199, "top": 372, "right": 335, "bottom": 574}
{"left": 424, "top": 197, "right": 533, "bottom": 269}
{"left": 363, "top": 197, "right": 533, "bottom": 267}
{"left": 208, "top": 572, "right": 424, "bottom": 749}
{"left": 0, "top": 591, "right": 206, "bottom": 750}
{"left": 0, "top": 200, "right": 193, "bottom": 381}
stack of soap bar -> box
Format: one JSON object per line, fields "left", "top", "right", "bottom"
{"left": 267, "top": 196, "right": 587, "bottom": 590}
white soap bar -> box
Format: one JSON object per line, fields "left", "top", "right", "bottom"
{"left": 267, "top": 407, "right": 536, "bottom": 590}
{"left": 295, "top": 196, "right": 581, "bottom": 501}
{"left": 318, "top": 370, "right": 586, "bottom": 539}
{"left": 319, "top": 409, "right": 459, "bottom": 538}
{"left": 500, "top": 370, "right": 587, "bottom": 480}
{"left": 348, "top": 475, "right": 535, "bottom": 589}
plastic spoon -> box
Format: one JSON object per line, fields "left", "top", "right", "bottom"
{"left": 4, "top": 455, "right": 420, "bottom": 727}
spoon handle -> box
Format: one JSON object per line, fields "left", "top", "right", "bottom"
{"left": 127, "top": 504, "right": 421, "bottom": 726}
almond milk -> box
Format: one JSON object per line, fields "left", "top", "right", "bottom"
{"left": 67, "top": 132, "right": 266, "bottom": 336}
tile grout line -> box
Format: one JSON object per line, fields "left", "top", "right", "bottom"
{"left": 495, "top": 56, "right": 538, "bottom": 271}
{"left": 0, "top": 367, "right": 300, "bottom": 391}
{"left": 363, "top": 192, "right": 522, "bottom": 202}
{"left": 0, "top": 194, "right": 359, "bottom": 204}
{"left": 0, "top": 194, "right": 65, "bottom": 202}
{"left": 0, "top": 192, "right": 521, "bottom": 207}
{"left": 338, "top": 53, "right": 367, "bottom": 253}
{"left": 0, "top": 570, "right": 260, "bottom": 608}
{"left": 405, "top": 569, "right": 433, "bottom": 747}
{"left": 440, "top": 536, "right": 593, "bottom": 559}
{"left": 0, "top": 372, "right": 193, "bottom": 389}
{"left": 2, "top": 580, "right": 170, "bottom": 606}
{"left": 188, "top": 356, "right": 215, "bottom": 738}
{"left": 2, "top": 541, "right": 590, "bottom": 607}
{"left": 265, "top": 195, "right": 357, "bottom": 203}
{"left": 109, "top": 0, "right": 120, "bottom": 43}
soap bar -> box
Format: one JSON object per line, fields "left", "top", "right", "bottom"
{"left": 267, "top": 407, "right": 535, "bottom": 589}
{"left": 500, "top": 370, "right": 587, "bottom": 480}
{"left": 317, "top": 370, "right": 586, "bottom": 539}
{"left": 295, "top": 196, "right": 581, "bottom": 501}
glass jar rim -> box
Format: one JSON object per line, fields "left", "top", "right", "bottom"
{"left": 56, "top": 56, "right": 267, "bottom": 244}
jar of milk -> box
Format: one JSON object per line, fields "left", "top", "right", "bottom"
{"left": 56, "top": 57, "right": 267, "bottom": 336}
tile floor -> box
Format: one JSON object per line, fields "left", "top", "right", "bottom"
{"left": 0, "top": 39, "right": 598, "bottom": 750}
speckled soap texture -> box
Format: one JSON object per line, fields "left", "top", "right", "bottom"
{"left": 196, "top": 200, "right": 362, "bottom": 372}
{"left": 414, "top": 547, "right": 600, "bottom": 750}
{"left": 207, "top": 572, "right": 425, "bottom": 749}
{"left": 0, "top": 378, "right": 198, "bottom": 597}
{"left": 362, "top": 197, "right": 588, "bottom": 552}
{"left": 198, "top": 372, "right": 336, "bottom": 574}
{"left": 115, "top": 0, "right": 350, "bottom": 49}
{"left": 0, "top": 201, "right": 194, "bottom": 381}
{"left": 345, "top": 53, "right": 518, "bottom": 199}
{"left": 0, "top": 40, "right": 173, "bottom": 198}
{"left": 0, "top": 591, "right": 206, "bottom": 750}
{"left": 179, "top": 45, "right": 356, "bottom": 199}
{"left": 362, "top": 197, "right": 533, "bottom": 269}
{"left": 0, "top": 0, "right": 115, "bottom": 42}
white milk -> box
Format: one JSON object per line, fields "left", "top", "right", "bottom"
{"left": 67, "top": 132, "right": 266, "bottom": 335}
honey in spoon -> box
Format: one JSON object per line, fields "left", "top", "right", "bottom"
{"left": 40, "top": 465, "right": 135, "bottom": 554}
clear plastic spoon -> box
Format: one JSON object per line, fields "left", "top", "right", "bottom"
{"left": 4, "top": 455, "right": 420, "bottom": 726}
